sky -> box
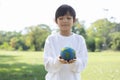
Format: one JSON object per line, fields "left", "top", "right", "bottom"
{"left": 0, "top": 0, "right": 120, "bottom": 31}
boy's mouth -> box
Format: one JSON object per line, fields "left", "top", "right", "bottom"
{"left": 62, "top": 24, "right": 69, "bottom": 27}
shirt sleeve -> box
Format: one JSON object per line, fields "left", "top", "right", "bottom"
{"left": 70, "top": 36, "right": 88, "bottom": 73}
{"left": 43, "top": 36, "right": 62, "bottom": 73}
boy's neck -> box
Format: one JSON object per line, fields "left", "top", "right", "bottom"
{"left": 60, "top": 31, "right": 72, "bottom": 36}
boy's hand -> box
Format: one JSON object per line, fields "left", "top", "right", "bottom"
{"left": 68, "top": 56, "right": 76, "bottom": 64}
{"left": 68, "top": 59, "right": 76, "bottom": 64}
{"left": 59, "top": 56, "right": 68, "bottom": 64}
{"left": 59, "top": 56, "right": 76, "bottom": 64}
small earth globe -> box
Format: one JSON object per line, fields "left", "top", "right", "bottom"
{"left": 60, "top": 47, "right": 76, "bottom": 61}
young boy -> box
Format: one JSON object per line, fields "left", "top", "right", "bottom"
{"left": 43, "top": 4, "right": 88, "bottom": 80}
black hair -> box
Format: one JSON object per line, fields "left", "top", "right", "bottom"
{"left": 55, "top": 4, "right": 76, "bottom": 21}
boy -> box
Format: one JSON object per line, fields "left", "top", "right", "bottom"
{"left": 44, "top": 4, "right": 88, "bottom": 80}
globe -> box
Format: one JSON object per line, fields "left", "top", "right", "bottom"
{"left": 60, "top": 47, "right": 76, "bottom": 61}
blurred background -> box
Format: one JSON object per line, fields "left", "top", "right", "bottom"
{"left": 0, "top": 0, "right": 120, "bottom": 80}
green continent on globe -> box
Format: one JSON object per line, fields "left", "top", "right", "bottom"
{"left": 65, "top": 52, "right": 70, "bottom": 58}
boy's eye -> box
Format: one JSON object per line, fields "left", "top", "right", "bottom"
{"left": 58, "top": 16, "right": 72, "bottom": 20}
{"left": 67, "top": 17, "right": 72, "bottom": 20}
{"left": 59, "top": 17, "right": 63, "bottom": 20}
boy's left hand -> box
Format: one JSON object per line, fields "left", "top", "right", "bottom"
{"left": 59, "top": 56, "right": 68, "bottom": 64}
{"left": 68, "top": 59, "right": 76, "bottom": 64}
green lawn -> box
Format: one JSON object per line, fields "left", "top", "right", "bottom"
{"left": 0, "top": 51, "right": 46, "bottom": 80}
{"left": 0, "top": 50, "right": 120, "bottom": 80}
{"left": 81, "top": 51, "right": 120, "bottom": 80}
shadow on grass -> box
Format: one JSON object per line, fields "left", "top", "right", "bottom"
{"left": 0, "top": 55, "right": 47, "bottom": 80}
{"left": 0, "top": 55, "right": 18, "bottom": 62}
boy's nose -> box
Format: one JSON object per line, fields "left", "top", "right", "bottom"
{"left": 63, "top": 18, "right": 67, "bottom": 22}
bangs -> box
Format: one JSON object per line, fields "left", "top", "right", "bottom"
{"left": 56, "top": 7, "right": 70, "bottom": 16}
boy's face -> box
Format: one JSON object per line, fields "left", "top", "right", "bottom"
{"left": 56, "top": 13, "right": 75, "bottom": 32}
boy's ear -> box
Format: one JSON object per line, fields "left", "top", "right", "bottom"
{"left": 73, "top": 18, "right": 76, "bottom": 23}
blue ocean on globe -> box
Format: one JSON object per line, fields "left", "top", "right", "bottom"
{"left": 60, "top": 47, "right": 76, "bottom": 61}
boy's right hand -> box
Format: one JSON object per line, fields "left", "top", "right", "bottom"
{"left": 58, "top": 56, "right": 68, "bottom": 64}
{"left": 58, "top": 56, "right": 76, "bottom": 64}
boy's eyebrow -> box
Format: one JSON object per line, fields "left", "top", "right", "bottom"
{"left": 58, "top": 15, "right": 73, "bottom": 17}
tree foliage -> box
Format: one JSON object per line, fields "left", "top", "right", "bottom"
{"left": 86, "top": 18, "right": 120, "bottom": 51}
{"left": 72, "top": 19, "right": 87, "bottom": 38}
{"left": 0, "top": 19, "right": 120, "bottom": 52}
{"left": 24, "top": 25, "right": 50, "bottom": 51}
{"left": 0, "top": 24, "right": 51, "bottom": 51}
{"left": 109, "top": 32, "right": 120, "bottom": 50}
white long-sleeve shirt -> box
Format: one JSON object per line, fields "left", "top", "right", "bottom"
{"left": 43, "top": 32, "right": 88, "bottom": 80}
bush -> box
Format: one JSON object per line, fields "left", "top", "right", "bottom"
{"left": 109, "top": 32, "right": 120, "bottom": 51}
{"left": 95, "top": 37, "right": 103, "bottom": 52}
{"left": 86, "top": 37, "right": 96, "bottom": 52}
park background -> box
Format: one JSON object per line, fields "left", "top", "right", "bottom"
{"left": 0, "top": 0, "right": 120, "bottom": 80}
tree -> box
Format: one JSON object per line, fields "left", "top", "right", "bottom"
{"left": 109, "top": 32, "right": 120, "bottom": 50}
{"left": 72, "top": 19, "right": 87, "bottom": 38}
{"left": 25, "top": 24, "right": 51, "bottom": 51}
{"left": 0, "top": 31, "right": 22, "bottom": 50}
{"left": 86, "top": 37, "right": 95, "bottom": 52}
{"left": 87, "top": 18, "right": 116, "bottom": 51}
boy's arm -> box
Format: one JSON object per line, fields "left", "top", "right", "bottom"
{"left": 70, "top": 36, "right": 88, "bottom": 73}
{"left": 43, "top": 37, "right": 62, "bottom": 73}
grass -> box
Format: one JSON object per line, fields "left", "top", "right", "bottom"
{"left": 0, "top": 50, "right": 120, "bottom": 80}
{"left": 0, "top": 51, "right": 46, "bottom": 80}
{"left": 81, "top": 51, "right": 120, "bottom": 80}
